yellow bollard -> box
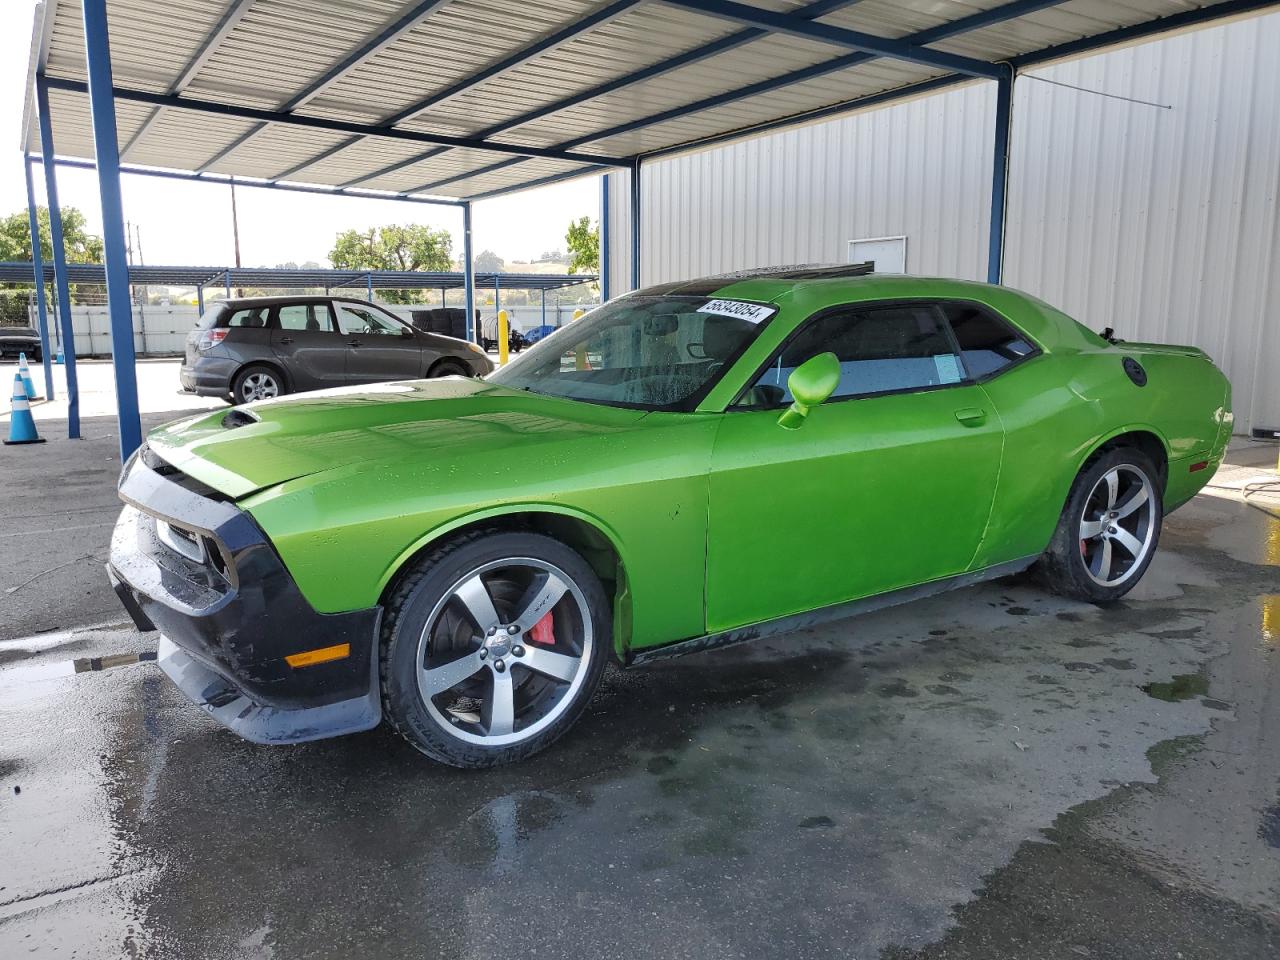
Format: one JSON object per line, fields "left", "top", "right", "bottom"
{"left": 573, "top": 308, "right": 589, "bottom": 370}
{"left": 498, "top": 309, "right": 510, "bottom": 365}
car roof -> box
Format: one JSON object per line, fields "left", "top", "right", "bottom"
{"left": 632, "top": 267, "right": 1016, "bottom": 304}
{"left": 214, "top": 295, "right": 330, "bottom": 309}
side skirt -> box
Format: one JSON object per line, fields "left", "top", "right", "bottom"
{"left": 628, "top": 555, "right": 1039, "bottom": 667}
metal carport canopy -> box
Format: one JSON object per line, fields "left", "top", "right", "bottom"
{"left": 19, "top": 0, "right": 1278, "bottom": 460}
{"left": 25, "top": 0, "right": 1277, "bottom": 203}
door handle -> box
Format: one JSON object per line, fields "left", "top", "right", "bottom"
{"left": 277, "top": 336, "right": 294, "bottom": 345}
{"left": 954, "top": 407, "right": 986, "bottom": 426}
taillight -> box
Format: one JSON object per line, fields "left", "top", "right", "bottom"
{"left": 198, "top": 329, "right": 229, "bottom": 352}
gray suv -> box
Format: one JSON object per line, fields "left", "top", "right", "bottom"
{"left": 181, "top": 296, "right": 494, "bottom": 404}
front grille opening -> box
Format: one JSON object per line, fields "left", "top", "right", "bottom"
{"left": 137, "top": 443, "right": 230, "bottom": 502}
{"left": 204, "top": 536, "right": 230, "bottom": 581}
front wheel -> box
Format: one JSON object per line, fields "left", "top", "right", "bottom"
{"left": 1039, "top": 447, "right": 1163, "bottom": 603}
{"left": 380, "top": 531, "right": 611, "bottom": 767}
{"left": 430, "top": 359, "right": 470, "bottom": 378}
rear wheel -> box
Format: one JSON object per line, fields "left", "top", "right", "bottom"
{"left": 380, "top": 531, "right": 610, "bottom": 767}
{"left": 1039, "top": 447, "right": 1163, "bottom": 602}
{"left": 231, "top": 364, "right": 286, "bottom": 404}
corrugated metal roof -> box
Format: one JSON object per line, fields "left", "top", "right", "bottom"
{"left": 0, "top": 261, "right": 596, "bottom": 290}
{"left": 22, "top": 0, "right": 1276, "bottom": 201}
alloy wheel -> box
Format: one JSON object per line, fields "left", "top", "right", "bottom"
{"left": 1078, "top": 464, "right": 1156, "bottom": 587}
{"left": 240, "top": 372, "right": 279, "bottom": 402}
{"left": 415, "top": 557, "right": 593, "bottom": 746}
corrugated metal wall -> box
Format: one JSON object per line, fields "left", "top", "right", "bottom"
{"left": 605, "top": 11, "right": 1280, "bottom": 433}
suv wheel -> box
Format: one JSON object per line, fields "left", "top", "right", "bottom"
{"left": 1039, "top": 447, "right": 1163, "bottom": 603}
{"left": 380, "top": 531, "right": 610, "bottom": 767}
{"left": 231, "top": 365, "right": 285, "bottom": 404}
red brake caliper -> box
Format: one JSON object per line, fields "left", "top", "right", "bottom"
{"left": 528, "top": 611, "right": 556, "bottom": 646}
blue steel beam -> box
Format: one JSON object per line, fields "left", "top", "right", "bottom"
{"left": 463, "top": 164, "right": 614, "bottom": 202}
{"left": 121, "top": 0, "right": 254, "bottom": 160}
{"left": 23, "top": 158, "right": 55, "bottom": 399}
{"left": 600, "top": 173, "right": 611, "bottom": 302}
{"left": 35, "top": 75, "right": 79, "bottom": 438}
{"left": 462, "top": 202, "right": 475, "bottom": 341}
{"left": 81, "top": 0, "right": 142, "bottom": 458}
{"left": 629, "top": 160, "right": 641, "bottom": 290}
{"left": 456, "top": 0, "right": 1068, "bottom": 194}
{"left": 987, "top": 66, "right": 1014, "bottom": 285}
{"left": 41, "top": 76, "right": 634, "bottom": 169}
{"left": 350, "top": 0, "right": 862, "bottom": 189}
{"left": 662, "top": 0, "right": 1002, "bottom": 78}
{"left": 30, "top": 154, "right": 466, "bottom": 207}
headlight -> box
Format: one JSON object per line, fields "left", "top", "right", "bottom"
{"left": 465, "top": 341, "right": 486, "bottom": 355}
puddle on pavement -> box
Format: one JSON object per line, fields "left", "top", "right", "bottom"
{"left": 1141, "top": 672, "right": 1210, "bottom": 702}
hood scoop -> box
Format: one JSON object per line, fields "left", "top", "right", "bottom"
{"left": 221, "top": 408, "right": 260, "bottom": 430}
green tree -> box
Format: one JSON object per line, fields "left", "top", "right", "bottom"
{"left": 474, "top": 249, "right": 505, "bottom": 274}
{"left": 329, "top": 223, "right": 454, "bottom": 304}
{"left": 565, "top": 216, "right": 599, "bottom": 274}
{"left": 0, "top": 205, "right": 105, "bottom": 265}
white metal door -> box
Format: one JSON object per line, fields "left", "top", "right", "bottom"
{"left": 848, "top": 236, "right": 907, "bottom": 274}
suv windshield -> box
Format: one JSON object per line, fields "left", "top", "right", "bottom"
{"left": 489, "top": 294, "right": 776, "bottom": 410}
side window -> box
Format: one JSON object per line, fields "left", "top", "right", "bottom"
{"left": 744, "top": 304, "right": 963, "bottom": 405}
{"left": 336, "top": 305, "right": 400, "bottom": 336}
{"left": 944, "top": 304, "right": 1035, "bottom": 379}
{"left": 276, "top": 303, "right": 333, "bottom": 332}
{"left": 223, "top": 306, "right": 269, "bottom": 328}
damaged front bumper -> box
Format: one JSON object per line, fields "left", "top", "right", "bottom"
{"left": 107, "top": 446, "right": 383, "bottom": 744}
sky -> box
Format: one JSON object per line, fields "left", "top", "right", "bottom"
{"left": 0, "top": 1, "right": 599, "bottom": 269}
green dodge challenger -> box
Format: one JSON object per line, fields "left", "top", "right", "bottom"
{"left": 108, "top": 266, "right": 1233, "bottom": 767}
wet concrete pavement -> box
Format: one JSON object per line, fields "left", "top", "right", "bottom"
{"left": 1, "top": 434, "right": 1278, "bottom": 959}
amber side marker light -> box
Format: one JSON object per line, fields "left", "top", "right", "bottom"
{"left": 1189, "top": 460, "right": 1210, "bottom": 473}
{"left": 285, "top": 643, "right": 351, "bottom": 668}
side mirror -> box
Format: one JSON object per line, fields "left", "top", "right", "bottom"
{"left": 778, "top": 352, "right": 840, "bottom": 429}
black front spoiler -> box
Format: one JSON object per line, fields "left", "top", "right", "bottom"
{"left": 109, "top": 447, "right": 384, "bottom": 745}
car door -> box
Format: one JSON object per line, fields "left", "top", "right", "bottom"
{"left": 270, "top": 302, "right": 346, "bottom": 390}
{"left": 705, "top": 300, "right": 1005, "bottom": 633}
{"left": 334, "top": 302, "right": 424, "bottom": 383}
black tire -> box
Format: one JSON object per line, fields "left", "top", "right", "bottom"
{"left": 230, "top": 364, "right": 287, "bottom": 405}
{"left": 380, "top": 530, "right": 611, "bottom": 768}
{"left": 1039, "top": 446, "right": 1164, "bottom": 603}
{"left": 430, "top": 359, "right": 470, "bottom": 378}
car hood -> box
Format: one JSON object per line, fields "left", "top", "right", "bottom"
{"left": 146, "top": 378, "right": 649, "bottom": 499}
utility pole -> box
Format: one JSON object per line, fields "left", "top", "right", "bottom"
{"left": 230, "top": 177, "right": 242, "bottom": 297}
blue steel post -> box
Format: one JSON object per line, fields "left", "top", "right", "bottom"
{"left": 462, "top": 202, "right": 476, "bottom": 342}
{"left": 36, "top": 76, "right": 80, "bottom": 438}
{"left": 225, "top": 271, "right": 231, "bottom": 298}
{"left": 494, "top": 275, "right": 501, "bottom": 319}
{"left": 24, "top": 159, "right": 55, "bottom": 400}
{"left": 600, "top": 173, "right": 611, "bottom": 302}
{"left": 541, "top": 288, "right": 546, "bottom": 326}
{"left": 196, "top": 284, "right": 204, "bottom": 314}
{"left": 81, "top": 0, "right": 142, "bottom": 458}
{"left": 366, "top": 273, "right": 373, "bottom": 302}
{"left": 987, "top": 66, "right": 1014, "bottom": 285}
{"left": 629, "top": 160, "right": 641, "bottom": 291}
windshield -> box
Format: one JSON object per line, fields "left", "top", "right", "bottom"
{"left": 488, "top": 294, "right": 776, "bottom": 410}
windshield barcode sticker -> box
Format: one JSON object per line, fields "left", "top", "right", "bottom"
{"left": 697, "top": 299, "right": 776, "bottom": 324}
